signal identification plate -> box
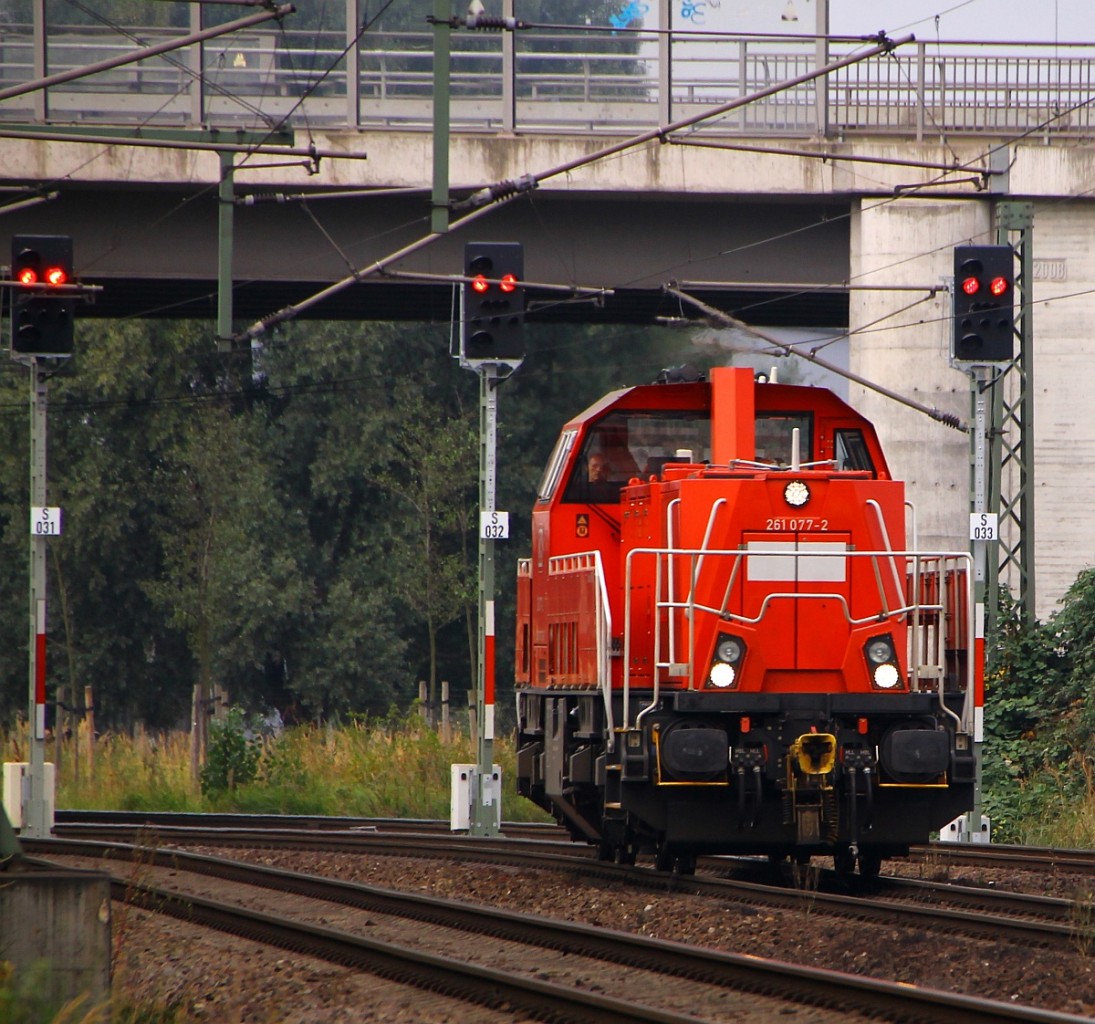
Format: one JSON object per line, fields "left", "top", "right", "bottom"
{"left": 970, "top": 513, "right": 998, "bottom": 541}
{"left": 480, "top": 511, "right": 509, "bottom": 540}
{"left": 31, "top": 507, "right": 62, "bottom": 536}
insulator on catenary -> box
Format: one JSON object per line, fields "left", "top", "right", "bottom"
{"left": 452, "top": 174, "right": 538, "bottom": 211}
{"left": 934, "top": 410, "right": 966, "bottom": 431}
{"left": 465, "top": 15, "right": 523, "bottom": 30}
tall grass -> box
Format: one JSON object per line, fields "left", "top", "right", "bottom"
{"left": 1008, "top": 760, "right": 1095, "bottom": 849}
{"left": 4, "top": 714, "right": 551, "bottom": 822}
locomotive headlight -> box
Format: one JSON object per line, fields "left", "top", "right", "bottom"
{"left": 717, "top": 638, "right": 743, "bottom": 663}
{"left": 866, "top": 638, "right": 894, "bottom": 664}
{"left": 863, "top": 634, "right": 901, "bottom": 690}
{"left": 783, "top": 480, "right": 810, "bottom": 508}
{"left": 708, "top": 632, "right": 745, "bottom": 689}
{"left": 872, "top": 663, "right": 900, "bottom": 689}
{"left": 709, "top": 663, "right": 736, "bottom": 688}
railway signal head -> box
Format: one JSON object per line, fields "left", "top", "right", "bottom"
{"left": 461, "top": 241, "right": 525, "bottom": 367}
{"left": 953, "top": 244, "right": 1015, "bottom": 363}
{"left": 10, "top": 234, "right": 75, "bottom": 358}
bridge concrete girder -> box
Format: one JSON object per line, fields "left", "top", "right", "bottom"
{"left": 0, "top": 130, "right": 1084, "bottom": 326}
{"left": 0, "top": 131, "right": 1080, "bottom": 325}
{"left": 0, "top": 130, "right": 871, "bottom": 326}
{"left": 0, "top": 131, "right": 1016, "bottom": 322}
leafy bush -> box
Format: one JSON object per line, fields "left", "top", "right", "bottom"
{"left": 199, "top": 707, "right": 263, "bottom": 795}
{"left": 982, "top": 573, "right": 1095, "bottom": 844}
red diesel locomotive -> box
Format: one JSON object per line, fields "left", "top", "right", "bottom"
{"left": 514, "top": 365, "right": 979, "bottom": 876}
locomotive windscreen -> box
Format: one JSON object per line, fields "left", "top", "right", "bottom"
{"left": 754, "top": 413, "right": 812, "bottom": 465}
{"left": 560, "top": 411, "right": 712, "bottom": 504}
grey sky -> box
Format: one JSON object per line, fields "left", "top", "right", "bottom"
{"left": 686, "top": 0, "right": 1095, "bottom": 44}
{"left": 828, "top": 0, "right": 1095, "bottom": 42}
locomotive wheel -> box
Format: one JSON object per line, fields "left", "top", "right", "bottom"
{"left": 833, "top": 849, "right": 856, "bottom": 875}
{"left": 675, "top": 850, "right": 697, "bottom": 875}
{"left": 858, "top": 849, "right": 883, "bottom": 879}
{"left": 654, "top": 841, "right": 696, "bottom": 875}
{"left": 597, "top": 838, "right": 638, "bottom": 865}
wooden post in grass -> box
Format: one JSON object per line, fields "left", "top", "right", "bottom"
{"left": 84, "top": 684, "right": 95, "bottom": 779}
{"left": 54, "top": 684, "right": 64, "bottom": 772}
{"left": 441, "top": 680, "right": 450, "bottom": 743}
{"left": 72, "top": 684, "right": 80, "bottom": 784}
{"left": 190, "top": 682, "right": 202, "bottom": 784}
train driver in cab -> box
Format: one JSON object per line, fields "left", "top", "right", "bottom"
{"left": 588, "top": 451, "right": 612, "bottom": 484}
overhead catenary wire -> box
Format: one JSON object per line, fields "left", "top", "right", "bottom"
{"left": 453, "top": 32, "right": 910, "bottom": 212}
{"left": 4, "top": 14, "right": 1024, "bottom": 332}
{"left": 662, "top": 284, "right": 968, "bottom": 433}
{"left": 237, "top": 32, "right": 910, "bottom": 341}
{"left": 236, "top": 196, "right": 518, "bottom": 341}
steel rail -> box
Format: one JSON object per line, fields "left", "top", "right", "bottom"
{"left": 872, "top": 874, "right": 1079, "bottom": 924}
{"left": 52, "top": 808, "right": 565, "bottom": 838}
{"left": 29, "top": 839, "right": 1092, "bottom": 1024}
{"left": 918, "top": 842, "right": 1095, "bottom": 874}
{"left": 49, "top": 823, "right": 594, "bottom": 861}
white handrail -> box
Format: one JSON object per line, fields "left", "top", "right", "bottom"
{"left": 622, "top": 545, "right": 975, "bottom": 720}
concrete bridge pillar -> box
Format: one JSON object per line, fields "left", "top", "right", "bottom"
{"left": 848, "top": 198, "right": 989, "bottom": 554}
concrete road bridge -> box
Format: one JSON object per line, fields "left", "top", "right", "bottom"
{"left": 1, "top": 7, "right": 1093, "bottom": 618}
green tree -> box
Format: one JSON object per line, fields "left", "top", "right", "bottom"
{"left": 374, "top": 379, "right": 477, "bottom": 713}
{"left": 257, "top": 320, "right": 476, "bottom": 717}
{"left": 142, "top": 403, "right": 308, "bottom": 716}
{"left": 0, "top": 320, "right": 209, "bottom": 730}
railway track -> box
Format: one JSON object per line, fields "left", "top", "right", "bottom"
{"left": 55, "top": 810, "right": 1095, "bottom": 873}
{"left": 56, "top": 810, "right": 1095, "bottom": 875}
{"left": 29, "top": 837, "right": 1092, "bottom": 1024}
{"left": 40, "top": 822, "right": 1094, "bottom": 951}
{"left": 53, "top": 809, "right": 566, "bottom": 839}
{"left": 909, "top": 841, "right": 1095, "bottom": 875}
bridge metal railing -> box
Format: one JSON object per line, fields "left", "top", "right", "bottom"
{"left": 2, "top": 15, "right": 1094, "bottom": 141}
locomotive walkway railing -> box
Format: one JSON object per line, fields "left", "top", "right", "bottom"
{"left": 2, "top": 16, "right": 1094, "bottom": 142}
{"left": 545, "top": 552, "right": 615, "bottom": 737}
{"left": 623, "top": 545, "right": 976, "bottom": 734}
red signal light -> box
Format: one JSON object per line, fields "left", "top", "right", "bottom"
{"left": 989, "top": 275, "right": 1009, "bottom": 297}
{"left": 45, "top": 266, "right": 68, "bottom": 286}
{"left": 16, "top": 266, "right": 39, "bottom": 285}
{"left": 471, "top": 273, "right": 490, "bottom": 294}
{"left": 961, "top": 276, "right": 980, "bottom": 296}
{"left": 499, "top": 272, "right": 518, "bottom": 294}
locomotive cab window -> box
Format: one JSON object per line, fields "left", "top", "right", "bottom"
{"left": 537, "top": 429, "right": 578, "bottom": 502}
{"left": 754, "top": 413, "right": 812, "bottom": 465}
{"left": 834, "top": 428, "right": 876, "bottom": 474}
{"left": 561, "top": 412, "right": 710, "bottom": 504}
